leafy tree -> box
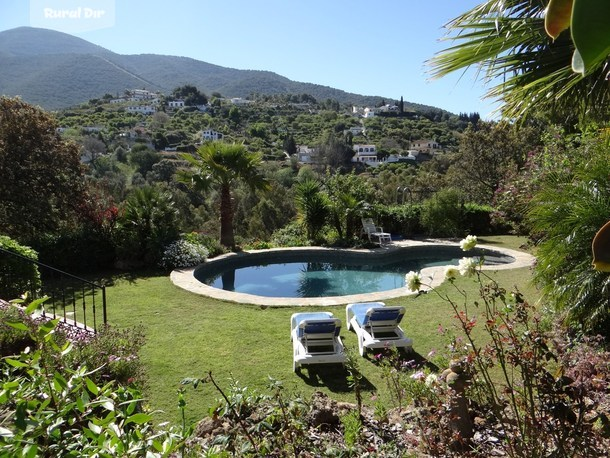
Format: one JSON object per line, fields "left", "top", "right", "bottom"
{"left": 428, "top": 0, "right": 610, "bottom": 123}
{"left": 128, "top": 144, "right": 161, "bottom": 177}
{"left": 0, "top": 97, "right": 86, "bottom": 243}
{"left": 228, "top": 106, "right": 241, "bottom": 125}
{"left": 171, "top": 84, "right": 208, "bottom": 106}
{"left": 316, "top": 132, "right": 354, "bottom": 170}
{"left": 80, "top": 135, "right": 107, "bottom": 165}
{"left": 446, "top": 121, "right": 540, "bottom": 204}
{"left": 283, "top": 135, "right": 297, "bottom": 156}
{"left": 179, "top": 143, "right": 270, "bottom": 248}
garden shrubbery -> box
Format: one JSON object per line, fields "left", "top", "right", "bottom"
{"left": 159, "top": 239, "right": 209, "bottom": 270}
{"left": 0, "top": 236, "right": 41, "bottom": 301}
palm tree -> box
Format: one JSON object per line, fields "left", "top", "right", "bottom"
{"left": 179, "top": 143, "right": 269, "bottom": 248}
{"left": 117, "top": 185, "right": 178, "bottom": 264}
{"left": 428, "top": 0, "right": 610, "bottom": 123}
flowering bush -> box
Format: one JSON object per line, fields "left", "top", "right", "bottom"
{"left": 403, "top": 235, "right": 610, "bottom": 456}
{"left": 159, "top": 239, "right": 209, "bottom": 270}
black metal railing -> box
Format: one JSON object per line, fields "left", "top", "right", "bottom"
{"left": 0, "top": 247, "right": 107, "bottom": 333}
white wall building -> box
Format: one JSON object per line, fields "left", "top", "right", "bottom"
{"left": 352, "top": 144, "right": 378, "bottom": 165}
{"left": 167, "top": 100, "right": 185, "bottom": 109}
{"left": 410, "top": 139, "right": 441, "bottom": 153}
{"left": 126, "top": 105, "right": 157, "bottom": 115}
{"left": 296, "top": 145, "right": 316, "bottom": 164}
{"left": 201, "top": 129, "right": 223, "bottom": 141}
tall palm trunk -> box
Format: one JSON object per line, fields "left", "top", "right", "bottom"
{"left": 219, "top": 183, "right": 235, "bottom": 248}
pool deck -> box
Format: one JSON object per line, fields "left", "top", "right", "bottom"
{"left": 170, "top": 239, "right": 536, "bottom": 307}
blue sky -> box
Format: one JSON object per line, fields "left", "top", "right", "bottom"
{"left": 0, "top": 0, "right": 498, "bottom": 118}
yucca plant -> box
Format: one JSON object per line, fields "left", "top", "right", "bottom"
{"left": 294, "top": 179, "right": 329, "bottom": 241}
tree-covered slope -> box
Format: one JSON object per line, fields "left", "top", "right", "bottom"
{"left": 0, "top": 27, "right": 444, "bottom": 112}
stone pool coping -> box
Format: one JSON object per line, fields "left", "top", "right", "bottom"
{"left": 170, "top": 240, "right": 536, "bottom": 306}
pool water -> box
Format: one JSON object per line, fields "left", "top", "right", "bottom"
{"left": 200, "top": 256, "right": 468, "bottom": 298}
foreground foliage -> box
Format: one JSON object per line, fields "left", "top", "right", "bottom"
{"left": 0, "top": 299, "right": 186, "bottom": 457}
{"left": 400, "top": 239, "right": 610, "bottom": 456}
{"left": 526, "top": 132, "right": 610, "bottom": 336}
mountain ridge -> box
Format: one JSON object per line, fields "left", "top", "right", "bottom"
{"left": 0, "top": 27, "right": 446, "bottom": 113}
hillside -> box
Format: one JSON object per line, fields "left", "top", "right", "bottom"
{"left": 0, "top": 27, "right": 442, "bottom": 112}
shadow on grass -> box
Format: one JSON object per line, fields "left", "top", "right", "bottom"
{"left": 295, "top": 364, "right": 376, "bottom": 393}
{"left": 85, "top": 268, "right": 169, "bottom": 287}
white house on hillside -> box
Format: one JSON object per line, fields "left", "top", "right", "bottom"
{"left": 352, "top": 144, "right": 378, "bottom": 165}
{"left": 201, "top": 129, "right": 223, "bottom": 141}
{"left": 296, "top": 145, "right": 316, "bottom": 164}
{"left": 347, "top": 126, "right": 365, "bottom": 136}
{"left": 410, "top": 139, "right": 441, "bottom": 153}
{"left": 167, "top": 100, "right": 185, "bottom": 109}
{"left": 126, "top": 105, "right": 156, "bottom": 115}
{"left": 230, "top": 98, "right": 251, "bottom": 106}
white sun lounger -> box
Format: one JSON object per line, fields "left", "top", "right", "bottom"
{"left": 290, "top": 312, "right": 346, "bottom": 372}
{"left": 346, "top": 302, "right": 413, "bottom": 356}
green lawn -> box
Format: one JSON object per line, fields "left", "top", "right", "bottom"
{"left": 103, "top": 236, "right": 538, "bottom": 426}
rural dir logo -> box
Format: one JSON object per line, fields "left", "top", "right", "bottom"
{"left": 30, "top": 0, "right": 115, "bottom": 33}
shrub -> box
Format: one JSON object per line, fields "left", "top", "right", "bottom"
{"left": 462, "top": 203, "right": 495, "bottom": 235}
{"left": 0, "top": 236, "right": 41, "bottom": 300}
{"left": 270, "top": 221, "right": 309, "bottom": 247}
{"left": 374, "top": 204, "right": 423, "bottom": 237}
{"left": 0, "top": 301, "right": 185, "bottom": 456}
{"left": 159, "top": 239, "right": 209, "bottom": 270}
{"left": 67, "top": 324, "right": 147, "bottom": 387}
{"left": 0, "top": 303, "right": 35, "bottom": 356}
{"left": 526, "top": 134, "right": 610, "bottom": 336}
{"left": 420, "top": 189, "right": 466, "bottom": 237}
{"left": 182, "top": 232, "right": 226, "bottom": 258}
{"left": 114, "top": 186, "right": 179, "bottom": 267}
{"left": 34, "top": 229, "right": 116, "bottom": 273}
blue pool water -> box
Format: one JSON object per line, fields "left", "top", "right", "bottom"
{"left": 198, "top": 255, "right": 470, "bottom": 298}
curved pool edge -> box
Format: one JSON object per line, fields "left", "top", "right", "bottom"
{"left": 170, "top": 240, "right": 536, "bottom": 307}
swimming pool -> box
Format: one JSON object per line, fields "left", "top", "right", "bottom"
{"left": 173, "top": 242, "right": 532, "bottom": 305}
{"left": 197, "top": 252, "right": 487, "bottom": 298}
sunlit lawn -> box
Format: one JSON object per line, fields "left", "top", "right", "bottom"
{"left": 103, "top": 236, "right": 537, "bottom": 425}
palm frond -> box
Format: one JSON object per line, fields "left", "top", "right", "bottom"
{"left": 428, "top": 0, "right": 610, "bottom": 121}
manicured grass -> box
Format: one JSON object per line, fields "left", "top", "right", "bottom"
{"left": 103, "top": 236, "right": 537, "bottom": 425}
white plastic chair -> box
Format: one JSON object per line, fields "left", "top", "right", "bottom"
{"left": 361, "top": 218, "right": 392, "bottom": 245}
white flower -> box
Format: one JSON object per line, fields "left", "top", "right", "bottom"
{"left": 444, "top": 266, "right": 459, "bottom": 280}
{"left": 459, "top": 235, "right": 478, "bottom": 251}
{"left": 458, "top": 257, "right": 478, "bottom": 277}
{"left": 405, "top": 271, "right": 422, "bottom": 292}
{"left": 425, "top": 373, "right": 438, "bottom": 387}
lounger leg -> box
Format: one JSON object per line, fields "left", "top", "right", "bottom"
{"left": 358, "top": 335, "right": 365, "bottom": 357}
